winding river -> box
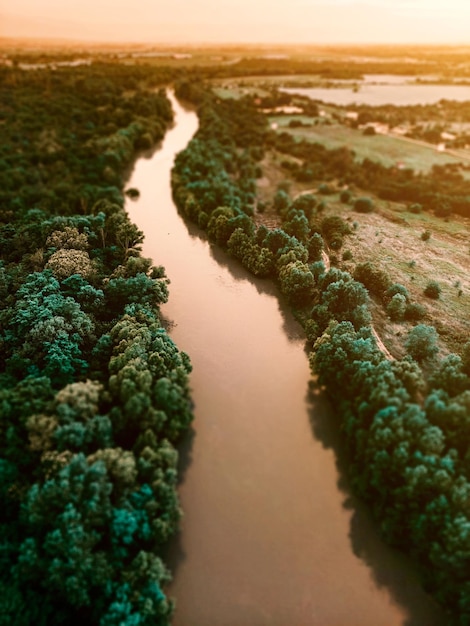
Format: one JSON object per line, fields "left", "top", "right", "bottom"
{"left": 125, "top": 92, "right": 445, "bottom": 626}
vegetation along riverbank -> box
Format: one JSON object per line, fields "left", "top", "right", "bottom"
{"left": 0, "top": 61, "right": 194, "bottom": 624}
{"left": 171, "top": 76, "right": 470, "bottom": 624}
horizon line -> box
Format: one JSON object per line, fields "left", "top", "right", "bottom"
{"left": 2, "top": 36, "right": 470, "bottom": 49}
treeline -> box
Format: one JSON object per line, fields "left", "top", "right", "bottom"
{"left": 200, "top": 57, "right": 453, "bottom": 80}
{"left": 171, "top": 79, "right": 470, "bottom": 623}
{"left": 0, "top": 64, "right": 194, "bottom": 624}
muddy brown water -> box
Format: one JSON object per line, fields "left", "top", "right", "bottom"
{"left": 125, "top": 92, "right": 446, "bottom": 626}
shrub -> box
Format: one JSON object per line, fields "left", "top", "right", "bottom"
{"left": 354, "top": 197, "right": 374, "bottom": 213}
{"left": 421, "top": 230, "right": 431, "bottom": 241}
{"left": 340, "top": 189, "right": 352, "bottom": 204}
{"left": 386, "top": 283, "right": 409, "bottom": 303}
{"left": 424, "top": 280, "right": 441, "bottom": 299}
{"left": 318, "top": 183, "right": 334, "bottom": 195}
{"left": 354, "top": 262, "right": 391, "bottom": 300}
{"left": 404, "top": 302, "right": 426, "bottom": 321}
{"left": 387, "top": 293, "right": 407, "bottom": 321}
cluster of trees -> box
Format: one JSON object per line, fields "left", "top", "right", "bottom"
{"left": 0, "top": 62, "right": 174, "bottom": 220}
{"left": 172, "top": 78, "right": 470, "bottom": 623}
{"left": 0, "top": 64, "right": 194, "bottom": 624}
{"left": 312, "top": 321, "right": 470, "bottom": 622}
{"left": 202, "top": 56, "right": 459, "bottom": 81}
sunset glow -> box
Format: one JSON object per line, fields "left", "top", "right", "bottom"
{"left": 2, "top": 0, "right": 470, "bottom": 44}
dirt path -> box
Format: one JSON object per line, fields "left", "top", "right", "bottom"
{"left": 371, "top": 326, "right": 394, "bottom": 361}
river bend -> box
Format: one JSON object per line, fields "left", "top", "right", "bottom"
{"left": 125, "top": 91, "right": 444, "bottom": 626}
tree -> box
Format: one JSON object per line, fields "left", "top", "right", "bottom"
{"left": 387, "top": 293, "right": 407, "bottom": 321}
{"left": 46, "top": 249, "right": 93, "bottom": 280}
{"left": 404, "top": 302, "right": 426, "bottom": 322}
{"left": 386, "top": 283, "right": 409, "bottom": 302}
{"left": 292, "top": 193, "right": 317, "bottom": 218}
{"left": 46, "top": 227, "right": 88, "bottom": 251}
{"left": 279, "top": 261, "right": 315, "bottom": 306}
{"left": 6, "top": 270, "right": 94, "bottom": 386}
{"left": 307, "top": 233, "right": 324, "bottom": 262}
{"left": 321, "top": 276, "right": 370, "bottom": 328}
{"left": 273, "top": 189, "right": 291, "bottom": 214}
{"left": 405, "top": 324, "right": 439, "bottom": 362}
{"left": 354, "top": 262, "right": 391, "bottom": 301}
{"left": 283, "top": 209, "right": 310, "bottom": 243}
{"left": 428, "top": 354, "right": 470, "bottom": 397}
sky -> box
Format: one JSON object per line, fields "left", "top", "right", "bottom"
{"left": 2, "top": 0, "right": 470, "bottom": 45}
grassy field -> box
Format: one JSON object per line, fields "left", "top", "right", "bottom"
{"left": 339, "top": 198, "right": 470, "bottom": 356}
{"left": 213, "top": 85, "right": 271, "bottom": 99}
{"left": 269, "top": 116, "right": 469, "bottom": 172}
{"left": 255, "top": 150, "right": 470, "bottom": 357}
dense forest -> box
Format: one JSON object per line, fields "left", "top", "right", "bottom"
{"left": 171, "top": 79, "right": 470, "bottom": 624}
{"left": 0, "top": 63, "right": 194, "bottom": 624}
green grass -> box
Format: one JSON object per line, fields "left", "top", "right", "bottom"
{"left": 270, "top": 116, "right": 467, "bottom": 173}
{"left": 212, "top": 85, "right": 271, "bottom": 99}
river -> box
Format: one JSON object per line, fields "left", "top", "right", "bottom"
{"left": 125, "top": 92, "right": 445, "bottom": 626}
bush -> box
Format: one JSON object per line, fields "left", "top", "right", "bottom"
{"left": 354, "top": 197, "right": 374, "bottom": 213}
{"left": 409, "top": 203, "right": 422, "bottom": 214}
{"left": 421, "top": 230, "right": 431, "bottom": 241}
{"left": 340, "top": 189, "right": 352, "bottom": 204}
{"left": 354, "top": 262, "right": 391, "bottom": 300}
{"left": 386, "top": 283, "right": 409, "bottom": 303}
{"left": 405, "top": 324, "right": 439, "bottom": 361}
{"left": 387, "top": 293, "right": 407, "bottom": 321}
{"left": 424, "top": 280, "right": 441, "bottom": 299}
{"left": 404, "top": 302, "right": 426, "bottom": 321}
{"left": 318, "top": 183, "right": 334, "bottom": 195}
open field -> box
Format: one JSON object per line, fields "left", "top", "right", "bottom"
{"left": 213, "top": 85, "right": 271, "bottom": 99}
{"left": 269, "top": 116, "right": 470, "bottom": 172}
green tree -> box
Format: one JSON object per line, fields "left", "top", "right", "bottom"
{"left": 387, "top": 293, "right": 407, "bottom": 321}
{"left": 405, "top": 324, "right": 439, "bottom": 362}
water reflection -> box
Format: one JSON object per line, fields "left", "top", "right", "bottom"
{"left": 208, "top": 241, "right": 305, "bottom": 343}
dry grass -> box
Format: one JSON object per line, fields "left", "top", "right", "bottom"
{"left": 255, "top": 151, "right": 470, "bottom": 356}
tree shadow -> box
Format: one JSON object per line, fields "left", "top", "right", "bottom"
{"left": 307, "top": 382, "right": 448, "bottom": 626}
{"left": 208, "top": 238, "right": 306, "bottom": 343}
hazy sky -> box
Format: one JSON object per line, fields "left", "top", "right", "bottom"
{"left": 2, "top": 0, "right": 470, "bottom": 44}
